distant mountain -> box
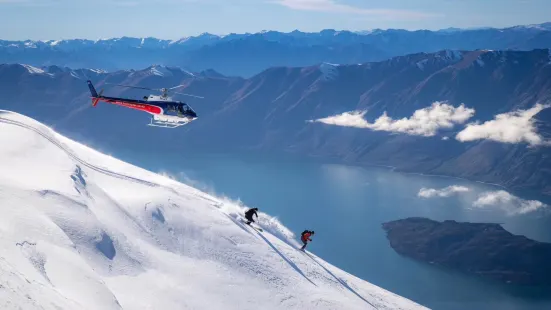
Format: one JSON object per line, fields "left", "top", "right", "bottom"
{"left": 1, "top": 48, "right": 551, "bottom": 196}
{"left": 2, "top": 22, "right": 551, "bottom": 76}
{"left": 382, "top": 217, "right": 551, "bottom": 286}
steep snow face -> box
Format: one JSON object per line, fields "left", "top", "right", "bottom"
{"left": 0, "top": 110, "right": 427, "bottom": 310}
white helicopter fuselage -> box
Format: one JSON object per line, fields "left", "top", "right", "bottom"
{"left": 142, "top": 94, "right": 196, "bottom": 128}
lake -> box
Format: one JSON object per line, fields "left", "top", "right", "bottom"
{"left": 116, "top": 150, "right": 551, "bottom": 310}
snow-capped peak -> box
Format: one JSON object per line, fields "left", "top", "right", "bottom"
{"left": 170, "top": 37, "right": 189, "bottom": 45}
{"left": 23, "top": 41, "right": 37, "bottom": 48}
{"left": 21, "top": 64, "right": 53, "bottom": 77}
{"left": 21, "top": 64, "right": 45, "bottom": 74}
{"left": 90, "top": 68, "right": 107, "bottom": 74}
{"left": 149, "top": 64, "right": 173, "bottom": 77}
{"left": 354, "top": 30, "right": 375, "bottom": 35}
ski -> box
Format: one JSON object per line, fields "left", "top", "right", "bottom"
{"left": 249, "top": 225, "right": 263, "bottom": 232}
{"left": 239, "top": 217, "right": 263, "bottom": 232}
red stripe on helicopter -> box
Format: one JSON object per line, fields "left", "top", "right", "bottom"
{"left": 102, "top": 99, "right": 162, "bottom": 114}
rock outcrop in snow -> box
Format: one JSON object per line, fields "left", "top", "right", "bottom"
{"left": 0, "top": 110, "right": 427, "bottom": 310}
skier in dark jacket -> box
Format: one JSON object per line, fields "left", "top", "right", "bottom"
{"left": 244, "top": 208, "right": 258, "bottom": 225}
{"left": 300, "top": 230, "right": 315, "bottom": 250}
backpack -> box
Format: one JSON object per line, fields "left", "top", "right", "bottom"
{"left": 301, "top": 230, "right": 309, "bottom": 237}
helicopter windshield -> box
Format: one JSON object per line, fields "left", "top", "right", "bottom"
{"left": 179, "top": 104, "right": 192, "bottom": 113}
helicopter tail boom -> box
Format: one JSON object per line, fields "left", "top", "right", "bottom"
{"left": 87, "top": 80, "right": 98, "bottom": 97}
{"left": 87, "top": 80, "right": 104, "bottom": 107}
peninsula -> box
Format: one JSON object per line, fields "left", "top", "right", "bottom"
{"left": 382, "top": 217, "right": 551, "bottom": 286}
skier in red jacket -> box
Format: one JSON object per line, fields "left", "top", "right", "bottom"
{"left": 300, "top": 230, "right": 315, "bottom": 251}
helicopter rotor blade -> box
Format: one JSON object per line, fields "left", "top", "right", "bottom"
{"left": 105, "top": 83, "right": 159, "bottom": 91}
{"left": 102, "top": 82, "right": 202, "bottom": 98}
{"left": 173, "top": 91, "right": 204, "bottom": 99}
{"left": 168, "top": 84, "right": 188, "bottom": 91}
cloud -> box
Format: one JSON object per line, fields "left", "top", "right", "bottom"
{"left": 417, "top": 185, "right": 548, "bottom": 216}
{"left": 456, "top": 103, "right": 551, "bottom": 146}
{"left": 309, "top": 101, "right": 475, "bottom": 137}
{"left": 271, "top": 0, "right": 435, "bottom": 19}
{"left": 418, "top": 185, "right": 470, "bottom": 198}
{"left": 473, "top": 190, "right": 548, "bottom": 215}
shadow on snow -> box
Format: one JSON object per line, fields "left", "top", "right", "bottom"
{"left": 254, "top": 229, "right": 317, "bottom": 286}
{"left": 304, "top": 252, "right": 377, "bottom": 309}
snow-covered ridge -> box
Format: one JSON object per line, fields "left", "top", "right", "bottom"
{"left": 21, "top": 64, "right": 52, "bottom": 76}
{"left": 0, "top": 110, "right": 427, "bottom": 310}
{"left": 2, "top": 63, "right": 217, "bottom": 81}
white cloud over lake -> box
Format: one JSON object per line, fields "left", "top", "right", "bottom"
{"left": 418, "top": 185, "right": 470, "bottom": 198}
{"left": 456, "top": 103, "right": 551, "bottom": 146}
{"left": 417, "top": 185, "right": 547, "bottom": 216}
{"left": 310, "top": 101, "right": 475, "bottom": 137}
{"left": 473, "top": 190, "right": 548, "bottom": 215}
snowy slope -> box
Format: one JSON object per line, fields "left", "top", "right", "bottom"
{"left": 0, "top": 110, "right": 428, "bottom": 310}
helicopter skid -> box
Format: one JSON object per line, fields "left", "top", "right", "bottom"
{"left": 148, "top": 114, "right": 196, "bottom": 128}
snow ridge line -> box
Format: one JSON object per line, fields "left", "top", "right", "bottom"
{"left": 0, "top": 116, "right": 159, "bottom": 188}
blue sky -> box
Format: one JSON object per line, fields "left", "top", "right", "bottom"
{"left": 1, "top": 0, "right": 549, "bottom": 40}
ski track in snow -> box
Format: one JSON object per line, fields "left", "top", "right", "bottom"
{"left": 0, "top": 115, "right": 159, "bottom": 188}
{"left": 0, "top": 110, "right": 428, "bottom": 310}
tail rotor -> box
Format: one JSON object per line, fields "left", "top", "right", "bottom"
{"left": 87, "top": 80, "right": 104, "bottom": 107}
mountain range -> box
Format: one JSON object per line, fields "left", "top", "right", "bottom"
{"left": 1, "top": 47, "right": 550, "bottom": 197}
{"left": 2, "top": 22, "right": 551, "bottom": 76}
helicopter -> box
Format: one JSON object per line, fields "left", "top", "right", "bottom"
{"left": 86, "top": 80, "right": 203, "bottom": 128}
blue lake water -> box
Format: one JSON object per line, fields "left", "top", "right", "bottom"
{"left": 116, "top": 151, "right": 551, "bottom": 310}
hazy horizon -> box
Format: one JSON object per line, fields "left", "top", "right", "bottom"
{"left": 0, "top": 0, "right": 548, "bottom": 40}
